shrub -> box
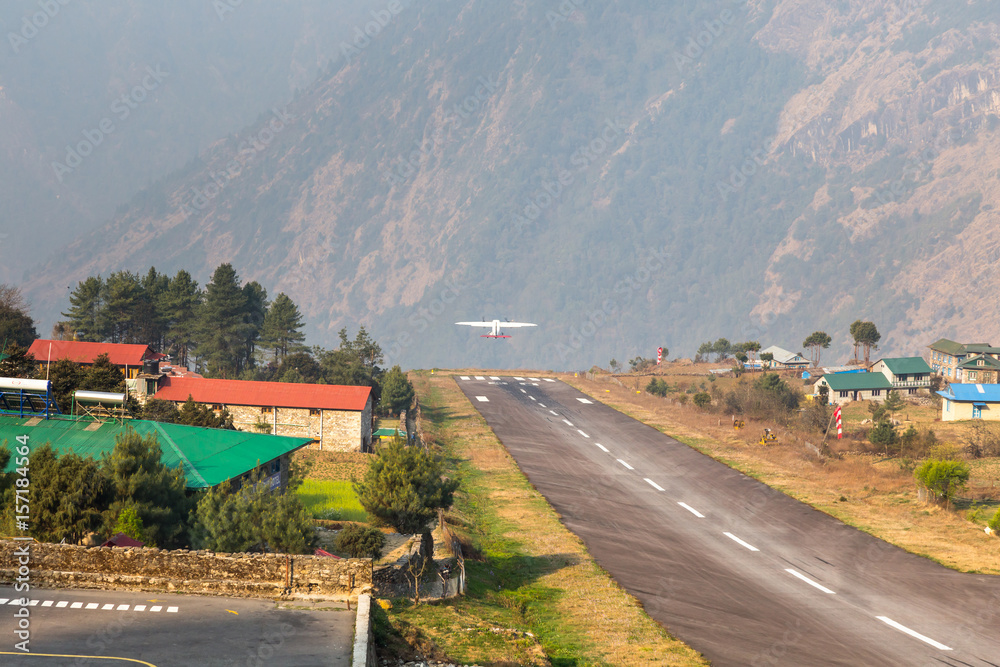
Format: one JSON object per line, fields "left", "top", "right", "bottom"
{"left": 723, "top": 373, "right": 800, "bottom": 422}
{"left": 989, "top": 508, "right": 1000, "bottom": 533}
{"left": 692, "top": 392, "right": 711, "bottom": 409}
{"left": 646, "top": 378, "right": 670, "bottom": 397}
{"left": 914, "top": 459, "right": 970, "bottom": 508}
{"left": 868, "top": 420, "right": 899, "bottom": 455}
{"left": 335, "top": 523, "right": 386, "bottom": 559}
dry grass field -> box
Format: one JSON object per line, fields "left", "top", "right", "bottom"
{"left": 561, "top": 364, "right": 1000, "bottom": 575}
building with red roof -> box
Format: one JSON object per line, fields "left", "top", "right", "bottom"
{"left": 28, "top": 340, "right": 165, "bottom": 379}
{"left": 151, "top": 376, "right": 373, "bottom": 452}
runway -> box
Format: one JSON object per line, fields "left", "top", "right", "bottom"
{"left": 457, "top": 375, "right": 1000, "bottom": 666}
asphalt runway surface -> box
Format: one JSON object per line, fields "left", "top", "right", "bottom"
{"left": 0, "top": 587, "right": 354, "bottom": 666}
{"left": 457, "top": 375, "right": 1000, "bottom": 666}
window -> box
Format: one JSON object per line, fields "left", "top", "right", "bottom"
{"left": 839, "top": 391, "right": 849, "bottom": 398}
{"left": 211, "top": 404, "right": 222, "bottom": 411}
{"left": 908, "top": 388, "right": 916, "bottom": 395}
{"left": 261, "top": 406, "right": 273, "bottom": 414}
{"left": 309, "top": 408, "right": 321, "bottom": 416}
{"left": 872, "top": 389, "right": 882, "bottom": 396}
{"left": 970, "top": 371, "right": 978, "bottom": 382}
{"left": 979, "top": 359, "right": 985, "bottom": 366}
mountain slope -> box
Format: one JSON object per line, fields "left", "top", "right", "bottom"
{"left": 23, "top": 0, "right": 1000, "bottom": 370}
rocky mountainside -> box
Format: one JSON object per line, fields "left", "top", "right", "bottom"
{"left": 22, "top": 0, "right": 1000, "bottom": 370}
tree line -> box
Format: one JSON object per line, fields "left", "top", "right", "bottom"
{"left": 692, "top": 320, "right": 882, "bottom": 368}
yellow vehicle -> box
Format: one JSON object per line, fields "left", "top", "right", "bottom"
{"left": 733, "top": 419, "right": 745, "bottom": 430}
{"left": 759, "top": 428, "right": 777, "bottom": 445}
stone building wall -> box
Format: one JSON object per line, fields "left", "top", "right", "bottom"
{"left": 191, "top": 402, "right": 369, "bottom": 452}
{"left": 0, "top": 540, "right": 372, "bottom": 600}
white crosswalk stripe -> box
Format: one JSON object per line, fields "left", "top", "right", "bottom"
{"left": 10, "top": 597, "right": 181, "bottom": 614}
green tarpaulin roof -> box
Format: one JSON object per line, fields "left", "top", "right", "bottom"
{"left": 0, "top": 416, "right": 312, "bottom": 488}
{"left": 820, "top": 373, "right": 894, "bottom": 391}
{"left": 877, "top": 357, "right": 931, "bottom": 375}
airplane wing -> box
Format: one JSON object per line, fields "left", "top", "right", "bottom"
{"left": 501, "top": 322, "right": 537, "bottom": 328}
{"left": 456, "top": 322, "right": 495, "bottom": 327}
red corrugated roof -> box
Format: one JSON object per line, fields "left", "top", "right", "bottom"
{"left": 154, "top": 376, "right": 372, "bottom": 411}
{"left": 28, "top": 340, "right": 162, "bottom": 366}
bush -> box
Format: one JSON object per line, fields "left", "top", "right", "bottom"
{"left": 335, "top": 523, "right": 386, "bottom": 559}
{"left": 914, "top": 459, "right": 970, "bottom": 508}
{"left": 868, "top": 420, "right": 899, "bottom": 455}
{"left": 646, "top": 378, "right": 670, "bottom": 397}
{"left": 989, "top": 508, "right": 1000, "bottom": 533}
{"left": 692, "top": 392, "right": 711, "bottom": 409}
{"left": 723, "top": 373, "right": 800, "bottom": 422}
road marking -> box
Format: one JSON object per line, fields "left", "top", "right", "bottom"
{"left": 150, "top": 606, "right": 163, "bottom": 612}
{"left": 41, "top": 600, "right": 53, "bottom": 607}
{"left": 539, "top": 403, "right": 546, "bottom": 408}
{"left": 529, "top": 396, "right": 536, "bottom": 401}
{"left": 520, "top": 388, "right": 527, "bottom": 393}
{"left": 476, "top": 396, "right": 489, "bottom": 402}
{"left": 677, "top": 502, "right": 705, "bottom": 518}
{"left": 550, "top": 410, "right": 558, "bottom": 415}
{"left": 876, "top": 616, "right": 952, "bottom": 651}
{"left": 71, "top": 602, "right": 83, "bottom": 609}
{"left": 460, "top": 376, "right": 470, "bottom": 380}
{"left": 577, "top": 430, "right": 590, "bottom": 438}
{"left": 645, "top": 478, "right": 664, "bottom": 491}
{"left": 576, "top": 398, "right": 593, "bottom": 404}
{"left": 5, "top": 599, "right": 17, "bottom": 605}
{"left": 134, "top": 605, "right": 146, "bottom": 612}
{"left": 56, "top": 601, "right": 68, "bottom": 608}
{"left": 617, "top": 459, "right": 634, "bottom": 470}
{"left": 544, "top": 378, "right": 556, "bottom": 382}
{"left": 0, "top": 599, "right": 7, "bottom": 604}
{"left": 490, "top": 376, "right": 501, "bottom": 380}
{"left": 475, "top": 375, "right": 486, "bottom": 380}
{"left": 529, "top": 377, "right": 541, "bottom": 382}
{"left": 167, "top": 606, "right": 179, "bottom": 613}
{"left": 28, "top": 599, "right": 39, "bottom": 606}
{"left": 226, "top": 609, "right": 239, "bottom": 615}
{"left": 85, "top": 603, "right": 98, "bottom": 610}
{"left": 102, "top": 603, "right": 115, "bottom": 610}
{"left": 784, "top": 569, "right": 835, "bottom": 595}
{"left": 562, "top": 419, "right": 574, "bottom": 426}
{"left": 514, "top": 376, "right": 525, "bottom": 381}
{"left": 723, "top": 532, "right": 759, "bottom": 552}
{"left": 117, "top": 604, "right": 131, "bottom": 611}
{"left": 0, "top": 652, "right": 158, "bottom": 666}
{"left": 596, "top": 443, "right": 609, "bottom": 452}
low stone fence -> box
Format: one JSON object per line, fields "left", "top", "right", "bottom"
{"left": 0, "top": 540, "right": 372, "bottom": 599}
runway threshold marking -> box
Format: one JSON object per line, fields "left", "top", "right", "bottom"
{"left": 529, "top": 377, "right": 541, "bottom": 382}
{"left": 577, "top": 430, "right": 590, "bottom": 438}
{"left": 645, "top": 478, "right": 664, "bottom": 491}
{"left": 490, "top": 376, "right": 501, "bottom": 380}
{"left": 476, "top": 396, "right": 489, "bottom": 402}
{"left": 544, "top": 378, "right": 556, "bottom": 382}
{"left": 460, "top": 376, "right": 470, "bottom": 380}
{"left": 514, "top": 376, "right": 525, "bottom": 381}
{"left": 616, "top": 459, "right": 634, "bottom": 470}
{"left": 576, "top": 398, "right": 593, "bottom": 404}
{"left": 677, "top": 502, "right": 705, "bottom": 518}
{"left": 785, "top": 568, "right": 835, "bottom": 595}
{"left": 724, "top": 532, "right": 759, "bottom": 552}
{"left": 596, "top": 443, "right": 609, "bottom": 452}
{"left": 876, "top": 616, "right": 952, "bottom": 651}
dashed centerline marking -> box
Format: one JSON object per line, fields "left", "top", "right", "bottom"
{"left": 616, "top": 459, "right": 634, "bottom": 470}
{"left": 529, "top": 396, "right": 536, "bottom": 401}
{"left": 577, "top": 430, "right": 590, "bottom": 438}
{"left": 562, "top": 419, "right": 574, "bottom": 426}
{"left": 677, "top": 502, "right": 705, "bottom": 518}
{"left": 785, "top": 569, "right": 835, "bottom": 595}
{"left": 876, "top": 616, "right": 951, "bottom": 651}
{"left": 539, "top": 403, "right": 546, "bottom": 408}
{"left": 645, "top": 478, "right": 664, "bottom": 491}
{"left": 476, "top": 396, "right": 489, "bottom": 402}
{"left": 576, "top": 398, "right": 593, "bottom": 404}
{"left": 723, "top": 532, "right": 759, "bottom": 552}
{"left": 549, "top": 410, "right": 558, "bottom": 415}
{"left": 596, "top": 443, "right": 609, "bottom": 452}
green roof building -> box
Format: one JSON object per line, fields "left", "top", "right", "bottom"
{"left": 928, "top": 339, "right": 1000, "bottom": 381}
{"left": 0, "top": 415, "right": 313, "bottom": 489}
{"left": 813, "top": 372, "right": 893, "bottom": 406}
{"left": 870, "top": 357, "right": 932, "bottom": 394}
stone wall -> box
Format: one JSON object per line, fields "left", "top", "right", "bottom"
{"left": 0, "top": 540, "right": 372, "bottom": 600}
{"left": 217, "top": 404, "right": 368, "bottom": 452}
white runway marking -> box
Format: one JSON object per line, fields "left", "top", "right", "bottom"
{"left": 460, "top": 376, "right": 470, "bottom": 380}
{"left": 617, "top": 459, "right": 634, "bottom": 470}
{"left": 529, "top": 396, "right": 536, "bottom": 401}
{"left": 550, "top": 410, "right": 558, "bottom": 415}
{"left": 562, "top": 419, "right": 574, "bottom": 426}
{"left": 529, "top": 377, "right": 540, "bottom": 382}
{"left": 875, "top": 616, "right": 951, "bottom": 651}
{"left": 544, "top": 378, "right": 556, "bottom": 382}
{"left": 150, "top": 606, "right": 163, "bottom": 612}
{"left": 102, "top": 603, "right": 115, "bottom": 610}
{"left": 475, "top": 375, "right": 486, "bottom": 380}
{"left": 134, "top": 605, "right": 146, "bottom": 612}
{"left": 678, "top": 502, "right": 705, "bottom": 518}
{"left": 56, "top": 601, "right": 68, "bottom": 608}
{"left": 645, "top": 478, "right": 664, "bottom": 491}
{"left": 41, "top": 600, "right": 53, "bottom": 607}
{"left": 84, "top": 603, "right": 97, "bottom": 610}
{"left": 514, "top": 376, "right": 525, "bottom": 381}
{"left": 539, "top": 403, "right": 546, "bottom": 408}
{"left": 596, "top": 443, "right": 609, "bottom": 452}
{"left": 117, "top": 604, "right": 130, "bottom": 611}
{"left": 577, "top": 430, "right": 590, "bottom": 438}
{"left": 520, "top": 388, "right": 526, "bottom": 393}
{"left": 490, "top": 376, "right": 501, "bottom": 380}
{"left": 576, "top": 398, "right": 593, "bottom": 404}
{"left": 785, "top": 569, "right": 835, "bottom": 595}
{"left": 0, "top": 599, "right": 7, "bottom": 604}
{"left": 167, "top": 606, "right": 179, "bottom": 613}
{"left": 70, "top": 602, "right": 83, "bottom": 609}
{"left": 28, "top": 599, "right": 39, "bottom": 606}
{"left": 723, "top": 532, "right": 759, "bottom": 552}
{"left": 476, "top": 396, "right": 489, "bottom": 402}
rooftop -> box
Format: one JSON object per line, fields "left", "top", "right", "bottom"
{"left": 153, "top": 376, "right": 371, "bottom": 411}
{"left": 938, "top": 384, "right": 1000, "bottom": 403}
{"left": 819, "top": 372, "right": 894, "bottom": 391}
{"left": 28, "top": 340, "right": 164, "bottom": 367}
{"left": 0, "top": 415, "right": 312, "bottom": 488}
{"left": 875, "top": 357, "right": 932, "bottom": 375}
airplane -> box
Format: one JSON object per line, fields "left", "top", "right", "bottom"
{"left": 456, "top": 318, "right": 537, "bottom": 339}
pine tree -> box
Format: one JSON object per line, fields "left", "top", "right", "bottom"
{"left": 240, "top": 281, "right": 268, "bottom": 371}
{"left": 199, "top": 264, "right": 248, "bottom": 378}
{"left": 101, "top": 271, "right": 144, "bottom": 343}
{"left": 160, "top": 270, "right": 202, "bottom": 368}
{"left": 80, "top": 353, "right": 125, "bottom": 393}
{"left": 802, "top": 331, "right": 832, "bottom": 367}
{"left": 380, "top": 365, "right": 414, "bottom": 416}
{"left": 0, "top": 343, "right": 36, "bottom": 378}
{"left": 29, "top": 444, "right": 109, "bottom": 544}
{"left": 261, "top": 293, "right": 306, "bottom": 361}
{"left": 47, "top": 358, "right": 84, "bottom": 413}
{"left": 62, "top": 276, "right": 105, "bottom": 341}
